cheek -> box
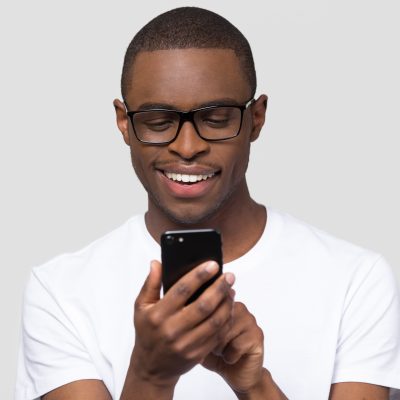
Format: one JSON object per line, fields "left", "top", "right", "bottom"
{"left": 221, "top": 139, "right": 251, "bottom": 183}
{"left": 128, "top": 144, "right": 155, "bottom": 187}
{"left": 129, "top": 147, "right": 140, "bottom": 174}
{"left": 234, "top": 143, "right": 251, "bottom": 176}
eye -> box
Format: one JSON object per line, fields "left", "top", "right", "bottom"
{"left": 199, "top": 109, "right": 232, "bottom": 128}
{"left": 135, "top": 111, "right": 178, "bottom": 132}
{"left": 144, "top": 119, "right": 174, "bottom": 131}
{"left": 203, "top": 117, "right": 230, "bottom": 127}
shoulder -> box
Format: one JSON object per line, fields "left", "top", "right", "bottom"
{"left": 28, "top": 214, "right": 151, "bottom": 296}
{"left": 267, "top": 208, "right": 392, "bottom": 282}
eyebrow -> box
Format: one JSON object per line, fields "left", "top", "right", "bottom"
{"left": 133, "top": 98, "right": 244, "bottom": 112}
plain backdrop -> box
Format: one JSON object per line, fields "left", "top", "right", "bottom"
{"left": 1, "top": 0, "right": 399, "bottom": 398}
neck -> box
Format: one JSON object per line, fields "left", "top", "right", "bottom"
{"left": 145, "top": 182, "right": 267, "bottom": 263}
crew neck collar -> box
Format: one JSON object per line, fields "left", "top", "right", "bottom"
{"left": 137, "top": 207, "right": 280, "bottom": 271}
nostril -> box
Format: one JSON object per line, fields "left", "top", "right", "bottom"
{"left": 167, "top": 124, "right": 210, "bottom": 159}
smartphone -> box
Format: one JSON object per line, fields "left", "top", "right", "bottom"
{"left": 161, "top": 229, "right": 223, "bottom": 304}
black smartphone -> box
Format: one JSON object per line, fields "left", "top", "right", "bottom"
{"left": 161, "top": 229, "right": 223, "bottom": 304}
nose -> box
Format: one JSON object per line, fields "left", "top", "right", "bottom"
{"left": 167, "top": 120, "right": 210, "bottom": 160}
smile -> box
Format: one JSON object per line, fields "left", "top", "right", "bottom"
{"left": 164, "top": 172, "right": 215, "bottom": 183}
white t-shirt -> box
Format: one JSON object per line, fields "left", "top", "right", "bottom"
{"left": 16, "top": 209, "right": 400, "bottom": 399}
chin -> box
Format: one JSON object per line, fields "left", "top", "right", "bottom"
{"left": 165, "top": 207, "right": 216, "bottom": 226}
{"left": 149, "top": 185, "right": 239, "bottom": 227}
{"left": 157, "top": 199, "right": 226, "bottom": 226}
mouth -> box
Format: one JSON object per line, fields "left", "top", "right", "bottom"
{"left": 163, "top": 171, "right": 216, "bottom": 184}
{"left": 157, "top": 167, "right": 220, "bottom": 198}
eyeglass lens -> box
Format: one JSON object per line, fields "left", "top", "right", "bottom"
{"left": 133, "top": 107, "right": 242, "bottom": 143}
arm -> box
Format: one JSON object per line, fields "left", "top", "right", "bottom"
{"left": 39, "top": 363, "right": 390, "bottom": 400}
{"left": 232, "top": 376, "right": 390, "bottom": 400}
{"left": 42, "top": 379, "right": 112, "bottom": 400}
{"left": 329, "top": 382, "right": 389, "bottom": 400}
{"left": 234, "top": 369, "right": 287, "bottom": 400}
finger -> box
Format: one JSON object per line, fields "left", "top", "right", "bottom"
{"left": 161, "top": 288, "right": 234, "bottom": 350}
{"left": 161, "top": 260, "right": 233, "bottom": 313}
{"left": 220, "top": 308, "right": 264, "bottom": 365}
{"left": 211, "top": 319, "right": 235, "bottom": 356}
{"left": 221, "top": 333, "right": 250, "bottom": 364}
{"left": 188, "top": 332, "right": 226, "bottom": 365}
{"left": 166, "top": 295, "right": 234, "bottom": 360}
{"left": 164, "top": 271, "right": 235, "bottom": 336}
{"left": 222, "top": 331, "right": 264, "bottom": 365}
{"left": 212, "top": 302, "right": 250, "bottom": 355}
{"left": 135, "top": 260, "right": 162, "bottom": 308}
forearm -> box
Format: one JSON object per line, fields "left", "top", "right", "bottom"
{"left": 120, "top": 362, "right": 176, "bottom": 400}
{"left": 234, "top": 369, "right": 288, "bottom": 400}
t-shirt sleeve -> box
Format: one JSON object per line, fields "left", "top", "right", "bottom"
{"left": 332, "top": 256, "right": 400, "bottom": 394}
{"left": 15, "top": 271, "right": 101, "bottom": 400}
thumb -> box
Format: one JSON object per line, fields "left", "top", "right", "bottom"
{"left": 136, "top": 260, "right": 162, "bottom": 307}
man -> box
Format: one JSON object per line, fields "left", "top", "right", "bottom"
{"left": 16, "top": 7, "right": 400, "bottom": 400}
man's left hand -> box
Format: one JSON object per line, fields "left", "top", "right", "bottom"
{"left": 201, "top": 301, "right": 265, "bottom": 394}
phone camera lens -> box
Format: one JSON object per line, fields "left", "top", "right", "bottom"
{"left": 165, "top": 235, "right": 174, "bottom": 245}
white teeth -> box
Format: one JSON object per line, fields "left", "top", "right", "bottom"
{"left": 165, "top": 172, "right": 215, "bottom": 183}
{"left": 182, "top": 174, "right": 190, "bottom": 183}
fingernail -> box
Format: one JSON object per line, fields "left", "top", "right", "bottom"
{"left": 225, "top": 273, "right": 235, "bottom": 286}
{"left": 205, "top": 261, "right": 219, "bottom": 273}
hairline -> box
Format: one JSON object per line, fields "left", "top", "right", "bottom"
{"left": 123, "top": 46, "right": 254, "bottom": 102}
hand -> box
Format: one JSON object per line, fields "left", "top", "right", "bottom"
{"left": 201, "top": 302, "right": 264, "bottom": 394}
{"left": 129, "top": 260, "right": 236, "bottom": 389}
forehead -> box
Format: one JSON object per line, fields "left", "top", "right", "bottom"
{"left": 125, "top": 48, "right": 251, "bottom": 110}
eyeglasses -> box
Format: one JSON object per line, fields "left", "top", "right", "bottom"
{"left": 126, "top": 99, "right": 254, "bottom": 145}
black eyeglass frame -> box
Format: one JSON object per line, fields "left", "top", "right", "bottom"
{"left": 125, "top": 98, "right": 255, "bottom": 145}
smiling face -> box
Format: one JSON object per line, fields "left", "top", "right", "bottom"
{"left": 115, "top": 48, "right": 266, "bottom": 227}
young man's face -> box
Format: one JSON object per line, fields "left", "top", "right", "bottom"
{"left": 116, "top": 48, "right": 266, "bottom": 225}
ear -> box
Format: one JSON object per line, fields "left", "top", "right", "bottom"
{"left": 113, "top": 99, "right": 130, "bottom": 146}
{"left": 249, "top": 94, "right": 268, "bottom": 142}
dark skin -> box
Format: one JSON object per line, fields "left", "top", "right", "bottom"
{"left": 42, "top": 49, "right": 389, "bottom": 399}
{"left": 119, "top": 49, "right": 267, "bottom": 263}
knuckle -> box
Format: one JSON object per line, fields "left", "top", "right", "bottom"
{"left": 249, "top": 313, "right": 257, "bottom": 324}
{"left": 134, "top": 298, "right": 141, "bottom": 312}
{"left": 174, "top": 282, "right": 192, "bottom": 298}
{"left": 209, "top": 316, "right": 222, "bottom": 329}
{"left": 235, "top": 301, "right": 247, "bottom": 312}
{"left": 163, "top": 327, "right": 177, "bottom": 343}
{"left": 148, "top": 310, "right": 162, "bottom": 328}
{"left": 197, "top": 299, "right": 213, "bottom": 315}
{"left": 171, "top": 340, "right": 185, "bottom": 355}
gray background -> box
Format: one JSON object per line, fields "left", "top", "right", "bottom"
{"left": 1, "top": 0, "right": 399, "bottom": 398}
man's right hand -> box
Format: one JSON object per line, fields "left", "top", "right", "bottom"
{"left": 120, "top": 259, "right": 235, "bottom": 399}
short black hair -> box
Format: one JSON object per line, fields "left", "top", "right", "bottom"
{"left": 121, "top": 7, "right": 256, "bottom": 102}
